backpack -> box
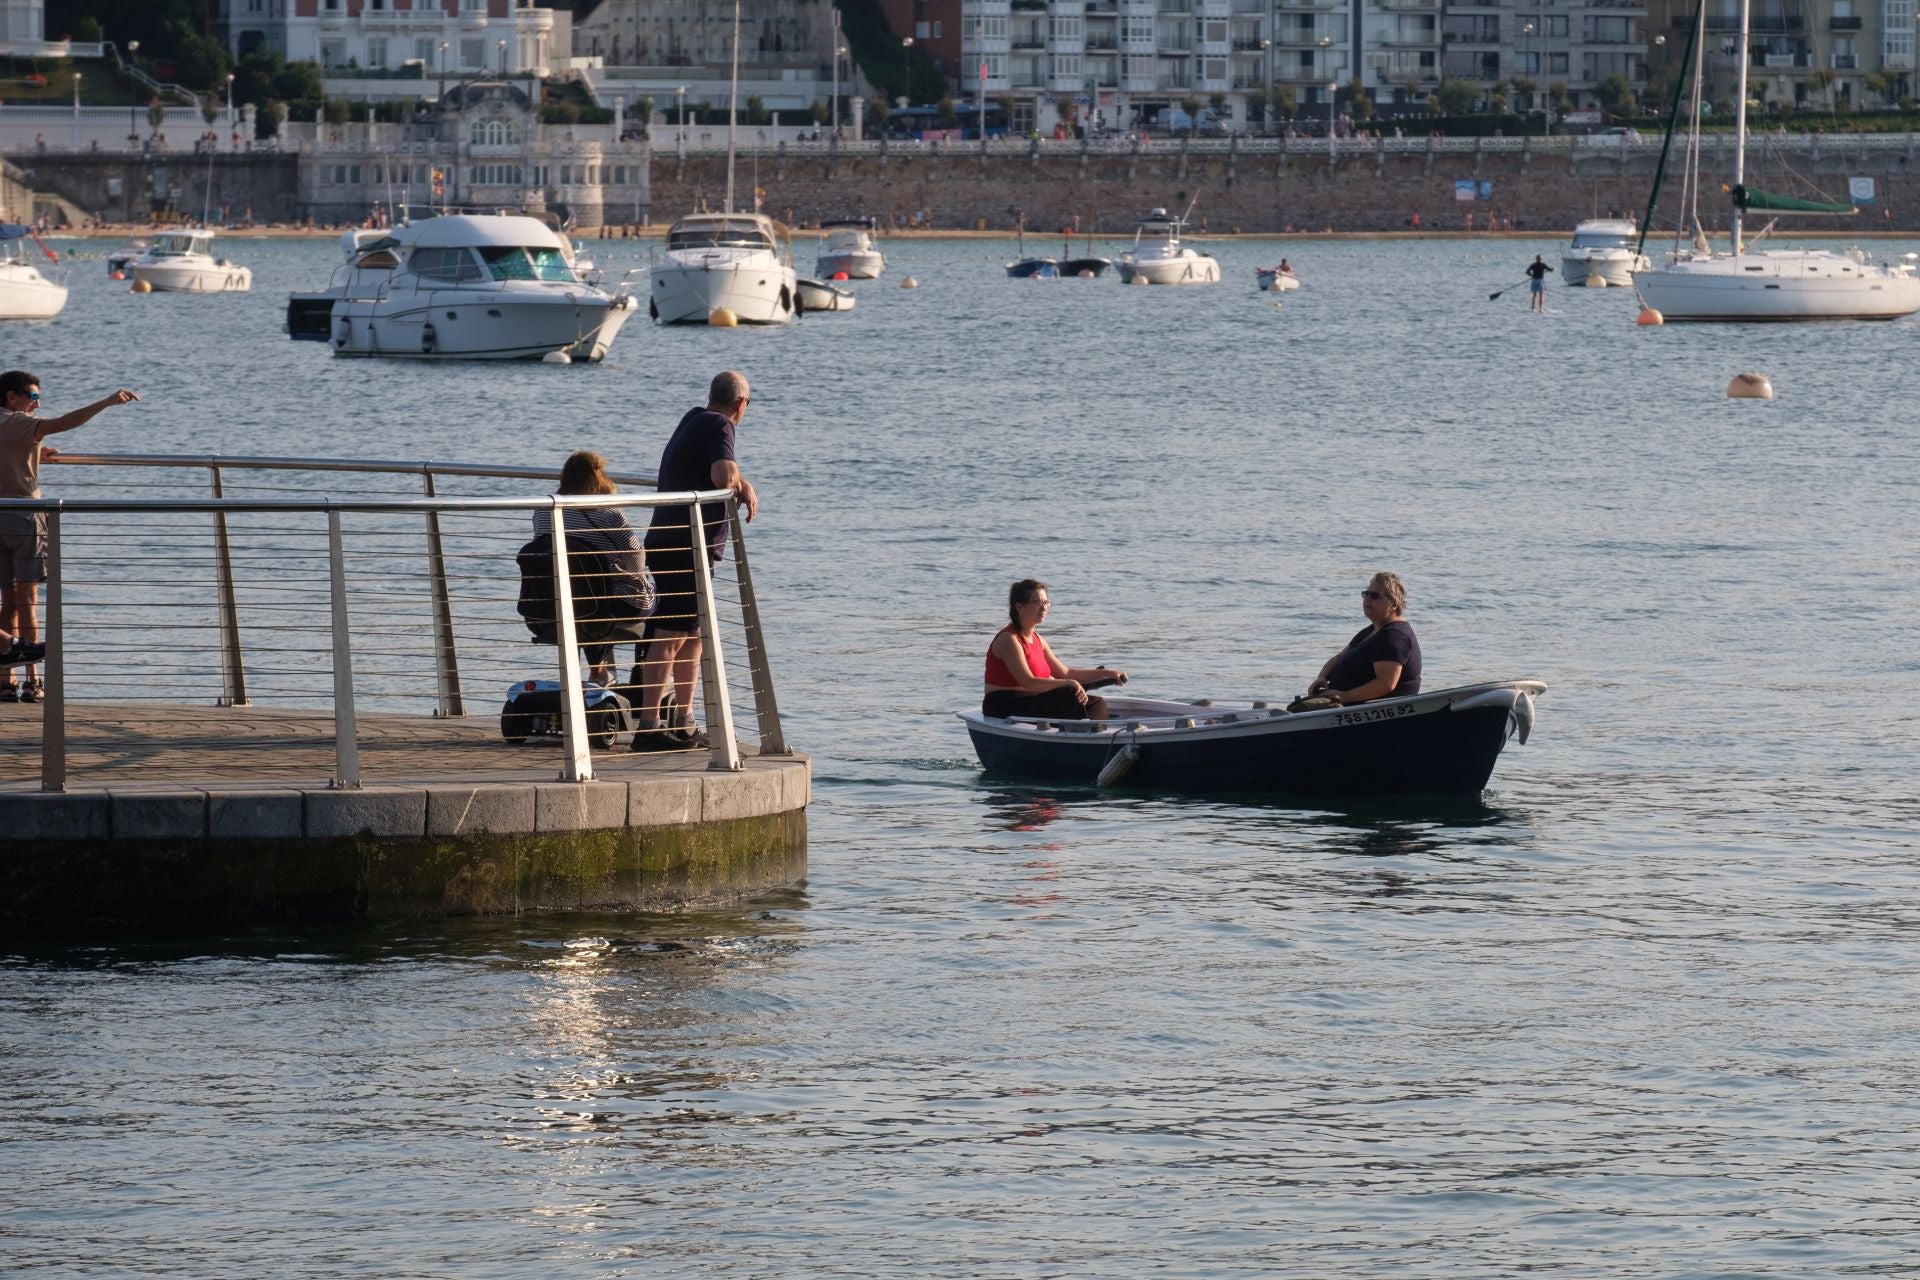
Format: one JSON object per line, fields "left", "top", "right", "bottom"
{"left": 516, "top": 530, "right": 655, "bottom": 645}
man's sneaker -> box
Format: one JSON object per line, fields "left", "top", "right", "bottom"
{"left": 19, "top": 682, "right": 38, "bottom": 704}
{"left": 628, "top": 724, "right": 686, "bottom": 753}
{"left": 0, "top": 684, "right": 17, "bottom": 703}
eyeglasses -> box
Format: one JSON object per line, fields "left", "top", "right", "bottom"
{"left": 1022, "top": 598, "right": 1051, "bottom": 608}
{"left": 25, "top": 391, "right": 39, "bottom": 402}
{"left": 1361, "top": 590, "right": 1386, "bottom": 601}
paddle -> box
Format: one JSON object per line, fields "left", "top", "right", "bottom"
{"left": 1488, "top": 277, "right": 1531, "bottom": 301}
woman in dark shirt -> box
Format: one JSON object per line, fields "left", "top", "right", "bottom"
{"left": 1305, "top": 571, "right": 1422, "bottom": 705}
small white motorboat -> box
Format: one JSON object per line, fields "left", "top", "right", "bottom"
{"left": 815, "top": 218, "right": 885, "bottom": 279}
{"left": 1115, "top": 208, "right": 1220, "bottom": 285}
{"left": 795, "top": 277, "right": 856, "bottom": 312}
{"left": 1255, "top": 266, "right": 1301, "bottom": 292}
{"left": 0, "top": 225, "right": 68, "bottom": 319}
{"left": 1562, "top": 218, "right": 1651, "bottom": 287}
{"left": 129, "top": 229, "right": 252, "bottom": 293}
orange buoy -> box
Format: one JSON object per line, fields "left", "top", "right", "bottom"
{"left": 831, "top": 271, "right": 849, "bottom": 281}
{"left": 1636, "top": 305, "right": 1663, "bottom": 326}
{"left": 1727, "top": 372, "right": 1774, "bottom": 400}
{"left": 707, "top": 306, "right": 737, "bottom": 327}
{"left": 110, "top": 270, "right": 125, "bottom": 280}
{"left": 130, "top": 279, "right": 153, "bottom": 294}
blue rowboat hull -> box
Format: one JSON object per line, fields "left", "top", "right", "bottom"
{"left": 959, "top": 681, "right": 1544, "bottom": 798}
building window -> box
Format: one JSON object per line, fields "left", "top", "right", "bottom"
{"left": 367, "top": 36, "right": 388, "bottom": 67}
{"left": 1051, "top": 53, "right": 1081, "bottom": 77}
{"left": 1202, "top": 57, "right": 1227, "bottom": 80}
{"left": 1052, "top": 15, "right": 1082, "bottom": 40}
{"left": 1202, "top": 20, "right": 1227, "bottom": 44}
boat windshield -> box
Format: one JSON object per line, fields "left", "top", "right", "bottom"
{"left": 408, "top": 246, "right": 487, "bottom": 282}
{"left": 478, "top": 245, "right": 577, "bottom": 282}
{"left": 670, "top": 222, "right": 775, "bottom": 251}
{"left": 1571, "top": 231, "right": 1635, "bottom": 250}
{"left": 150, "top": 235, "right": 205, "bottom": 257}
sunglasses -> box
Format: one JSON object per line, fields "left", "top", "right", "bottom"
{"left": 1361, "top": 590, "right": 1386, "bottom": 601}
{"left": 25, "top": 391, "right": 39, "bottom": 402}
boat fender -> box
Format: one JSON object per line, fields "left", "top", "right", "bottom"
{"left": 1510, "top": 691, "right": 1535, "bottom": 745}
{"left": 779, "top": 285, "right": 792, "bottom": 312}
{"left": 421, "top": 321, "right": 437, "bottom": 353}
{"left": 333, "top": 316, "right": 350, "bottom": 348}
{"left": 1251, "top": 700, "right": 1269, "bottom": 709}
{"left": 1096, "top": 743, "right": 1142, "bottom": 787}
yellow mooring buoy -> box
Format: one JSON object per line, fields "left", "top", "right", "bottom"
{"left": 707, "top": 306, "right": 738, "bottom": 327}
{"left": 130, "top": 278, "right": 153, "bottom": 294}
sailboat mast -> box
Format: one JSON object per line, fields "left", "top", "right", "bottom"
{"left": 1732, "top": 0, "right": 1750, "bottom": 252}
{"left": 725, "top": 0, "right": 741, "bottom": 214}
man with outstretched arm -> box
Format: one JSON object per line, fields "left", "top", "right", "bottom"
{"left": 630, "top": 369, "right": 759, "bottom": 751}
{"left": 0, "top": 371, "right": 142, "bottom": 701}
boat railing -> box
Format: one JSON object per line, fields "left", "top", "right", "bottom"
{"left": 2, "top": 453, "right": 789, "bottom": 793}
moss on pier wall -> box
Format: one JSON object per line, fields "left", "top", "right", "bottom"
{"left": 0, "top": 810, "right": 808, "bottom": 932}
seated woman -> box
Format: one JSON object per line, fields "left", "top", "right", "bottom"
{"left": 532, "top": 450, "right": 652, "bottom": 687}
{"left": 1304, "top": 571, "right": 1422, "bottom": 706}
{"left": 983, "top": 579, "right": 1127, "bottom": 721}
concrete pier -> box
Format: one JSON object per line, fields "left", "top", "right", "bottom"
{"left": 0, "top": 704, "right": 808, "bottom": 930}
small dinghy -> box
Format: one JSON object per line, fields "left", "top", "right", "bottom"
{"left": 959, "top": 680, "right": 1544, "bottom": 796}
{"left": 796, "top": 276, "right": 857, "bottom": 312}
{"left": 1255, "top": 267, "right": 1301, "bottom": 292}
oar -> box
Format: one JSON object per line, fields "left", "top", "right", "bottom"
{"left": 1488, "top": 277, "right": 1531, "bottom": 301}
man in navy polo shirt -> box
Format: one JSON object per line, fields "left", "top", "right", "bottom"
{"left": 631, "top": 370, "right": 761, "bottom": 751}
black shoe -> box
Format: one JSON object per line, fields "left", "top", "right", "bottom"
{"left": 1, "top": 640, "right": 44, "bottom": 664}
{"left": 628, "top": 726, "right": 684, "bottom": 753}
{"left": 0, "top": 684, "right": 16, "bottom": 703}
{"left": 19, "top": 683, "right": 39, "bottom": 704}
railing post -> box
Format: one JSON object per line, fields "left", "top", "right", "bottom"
{"left": 209, "top": 464, "right": 249, "bottom": 707}
{"left": 421, "top": 470, "right": 465, "bottom": 717}
{"left": 40, "top": 508, "right": 64, "bottom": 793}
{"left": 686, "top": 501, "right": 741, "bottom": 771}
{"left": 548, "top": 499, "right": 593, "bottom": 782}
{"left": 728, "top": 502, "right": 786, "bottom": 755}
{"left": 326, "top": 509, "right": 361, "bottom": 789}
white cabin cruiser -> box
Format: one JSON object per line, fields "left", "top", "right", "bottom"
{"left": 327, "top": 213, "right": 638, "bottom": 360}
{"left": 1561, "top": 219, "right": 1652, "bottom": 287}
{"left": 649, "top": 212, "right": 799, "bottom": 325}
{"left": 129, "top": 229, "right": 252, "bottom": 293}
{"left": 1115, "top": 208, "right": 1220, "bottom": 285}
{"left": 815, "top": 218, "right": 885, "bottom": 279}
{"left": 0, "top": 226, "right": 67, "bottom": 319}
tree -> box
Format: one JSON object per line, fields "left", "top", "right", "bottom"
{"left": 1207, "top": 91, "right": 1228, "bottom": 121}
{"left": 1179, "top": 95, "right": 1201, "bottom": 134}
{"left": 168, "top": 20, "right": 230, "bottom": 91}
{"left": 1057, "top": 99, "right": 1078, "bottom": 131}
{"left": 937, "top": 96, "right": 955, "bottom": 125}
{"left": 1344, "top": 77, "right": 1373, "bottom": 121}
{"left": 74, "top": 16, "right": 101, "bottom": 41}
{"left": 1549, "top": 81, "right": 1571, "bottom": 116}
{"left": 1594, "top": 73, "right": 1633, "bottom": 116}
{"left": 868, "top": 97, "right": 891, "bottom": 129}
{"left": 1490, "top": 91, "right": 1508, "bottom": 116}
{"left": 1807, "top": 67, "right": 1837, "bottom": 111}
{"left": 1273, "top": 86, "right": 1297, "bottom": 120}
{"left": 255, "top": 98, "right": 284, "bottom": 140}
{"left": 744, "top": 94, "right": 770, "bottom": 125}
{"left": 324, "top": 97, "right": 351, "bottom": 126}
{"left": 273, "top": 60, "right": 323, "bottom": 104}
{"left": 201, "top": 95, "right": 219, "bottom": 127}
{"left": 1426, "top": 93, "right": 1441, "bottom": 116}
{"left": 636, "top": 96, "right": 654, "bottom": 125}
{"left": 808, "top": 98, "right": 829, "bottom": 125}
{"left": 1436, "top": 79, "right": 1478, "bottom": 116}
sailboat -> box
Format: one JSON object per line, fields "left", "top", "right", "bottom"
{"left": 1631, "top": 0, "right": 1920, "bottom": 321}
{"left": 647, "top": 0, "right": 798, "bottom": 325}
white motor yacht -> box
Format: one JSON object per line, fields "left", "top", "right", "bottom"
{"left": 815, "top": 218, "right": 885, "bottom": 279}
{"left": 1561, "top": 219, "right": 1652, "bottom": 287}
{"left": 0, "top": 227, "right": 68, "bottom": 319}
{"left": 1115, "top": 208, "right": 1220, "bottom": 285}
{"left": 326, "top": 213, "right": 638, "bottom": 360}
{"left": 649, "top": 212, "right": 799, "bottom": 325}
{"left": 129, "top": 229, "right": 252, "bottom": 293}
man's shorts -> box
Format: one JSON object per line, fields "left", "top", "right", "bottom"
{"left": 642, "top": 544, "right": 703, "bottom": 638}
{"left": 0, "top": 512, "right": 47, "bottom": 584}
{"left": 1529, "top": 277, "right": 1545, "bottom": 293}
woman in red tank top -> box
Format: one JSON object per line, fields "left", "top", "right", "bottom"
{"left": 983, "top": 578, "right": 1127, "bottom": 721}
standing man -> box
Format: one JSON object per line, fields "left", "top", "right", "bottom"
{"left": 1526, "top": 254, "right": 1554, "bottom": 313}
{"left": 631, "top": 370, "right": 760, "bottom": 751}
{"left": 0, "top": 371, "right": 142, "bottom": 701}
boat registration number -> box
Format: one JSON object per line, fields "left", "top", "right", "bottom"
{"left": 1332, "top": 703, "right": 1417, "bottom": 727}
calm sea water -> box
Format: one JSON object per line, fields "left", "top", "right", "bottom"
{"left": 5, "top": 233, "right": 1920, "bottom": 1277}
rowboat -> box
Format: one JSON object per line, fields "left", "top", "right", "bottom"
{"left": 958, "top": 680, "right": 1545, "bottom": 796}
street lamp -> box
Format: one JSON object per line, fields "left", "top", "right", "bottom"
{"left": 127, "top": 39, "right": 140, "bottom": 145}
{"left": 438, "top": 40, "right": 449, "bottom": 99}
{"left": 226, "top": 72, "right": 235, "bottom": 149}
{"left": 498, "top": 40, "right": 507, "bottom": 77}
{"left": 833, "top": 43, "right": 846, "bottom": 134}
{"left": 1522, "top": 20, "right": 1534, "bottom": 118}
{"left": 1258, "top": 39, "right": 1271, "bottom": 135}
{"left": 902, "top": 35, "right": 914, "bottom": 112}
{"left": 1318, "top": 35, "right": 1334, "bottom": 157}
{"left": 677, "top": 84, "right": 687, "bottom": 159}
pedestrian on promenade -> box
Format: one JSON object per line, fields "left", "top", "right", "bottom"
{"left": 631, "top": 371, "right": 760, "bottom": 752}
{"left": 0, "top": 372, "right": 141, "bottom": 701}
{"left": 1525, "top": 254, "right": 1553, "bottom": 312}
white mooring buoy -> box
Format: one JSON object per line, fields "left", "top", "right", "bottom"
{"left": 1582, "top": 272, "right": 1607, "bottom": 288}
{"left": 542, "top": 350, "right": 572, "bottom": 364}
{"left": 1727, "top": 371, "right": 1774, "bottom": 400}
{"left": 900, "top": 276, "right": 919, "bottom": 289}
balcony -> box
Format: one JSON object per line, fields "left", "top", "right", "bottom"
{"left": 1830, "top": 15, "right": 1863, "bottom": 29}
{"left": 1232, "top": 38, "right": 1267, "bottom": 49}
{"left": 1012, "top": 39, "right": 1047, "bottom": 49}
{"left": 1377, "top": 0, "right": 1440, "bottom": 9}
{"left": 1383, "top": 32, "right": 1439, "bottom": 47}
{"left": 1832, "top": 52, "right": 1859, "bottom": 68}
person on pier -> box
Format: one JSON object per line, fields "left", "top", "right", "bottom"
{"left": 982, "top": 579, "right": 1126, "bottom": 722}
{"left": 531, "top": 450, "right": 652, "bottom": 690}
{"left": 0, "top": 372, "right": 141, "bottom": 702}
{"left": 631, "top": 371, "right": 760, "bottom": 752}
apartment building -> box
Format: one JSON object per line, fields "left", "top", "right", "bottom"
{"left": 1645, "top": 0, "right": 1915, "bottom": 110}
{"left": 954, "top": 0, "right": 1652, "bottom": 129}
{"left": 214, "top": 0, "right": 568, "bottom": 77}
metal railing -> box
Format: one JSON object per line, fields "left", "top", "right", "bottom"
{"left": 0, "top": 454, "right": 789, "bottom": 792}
